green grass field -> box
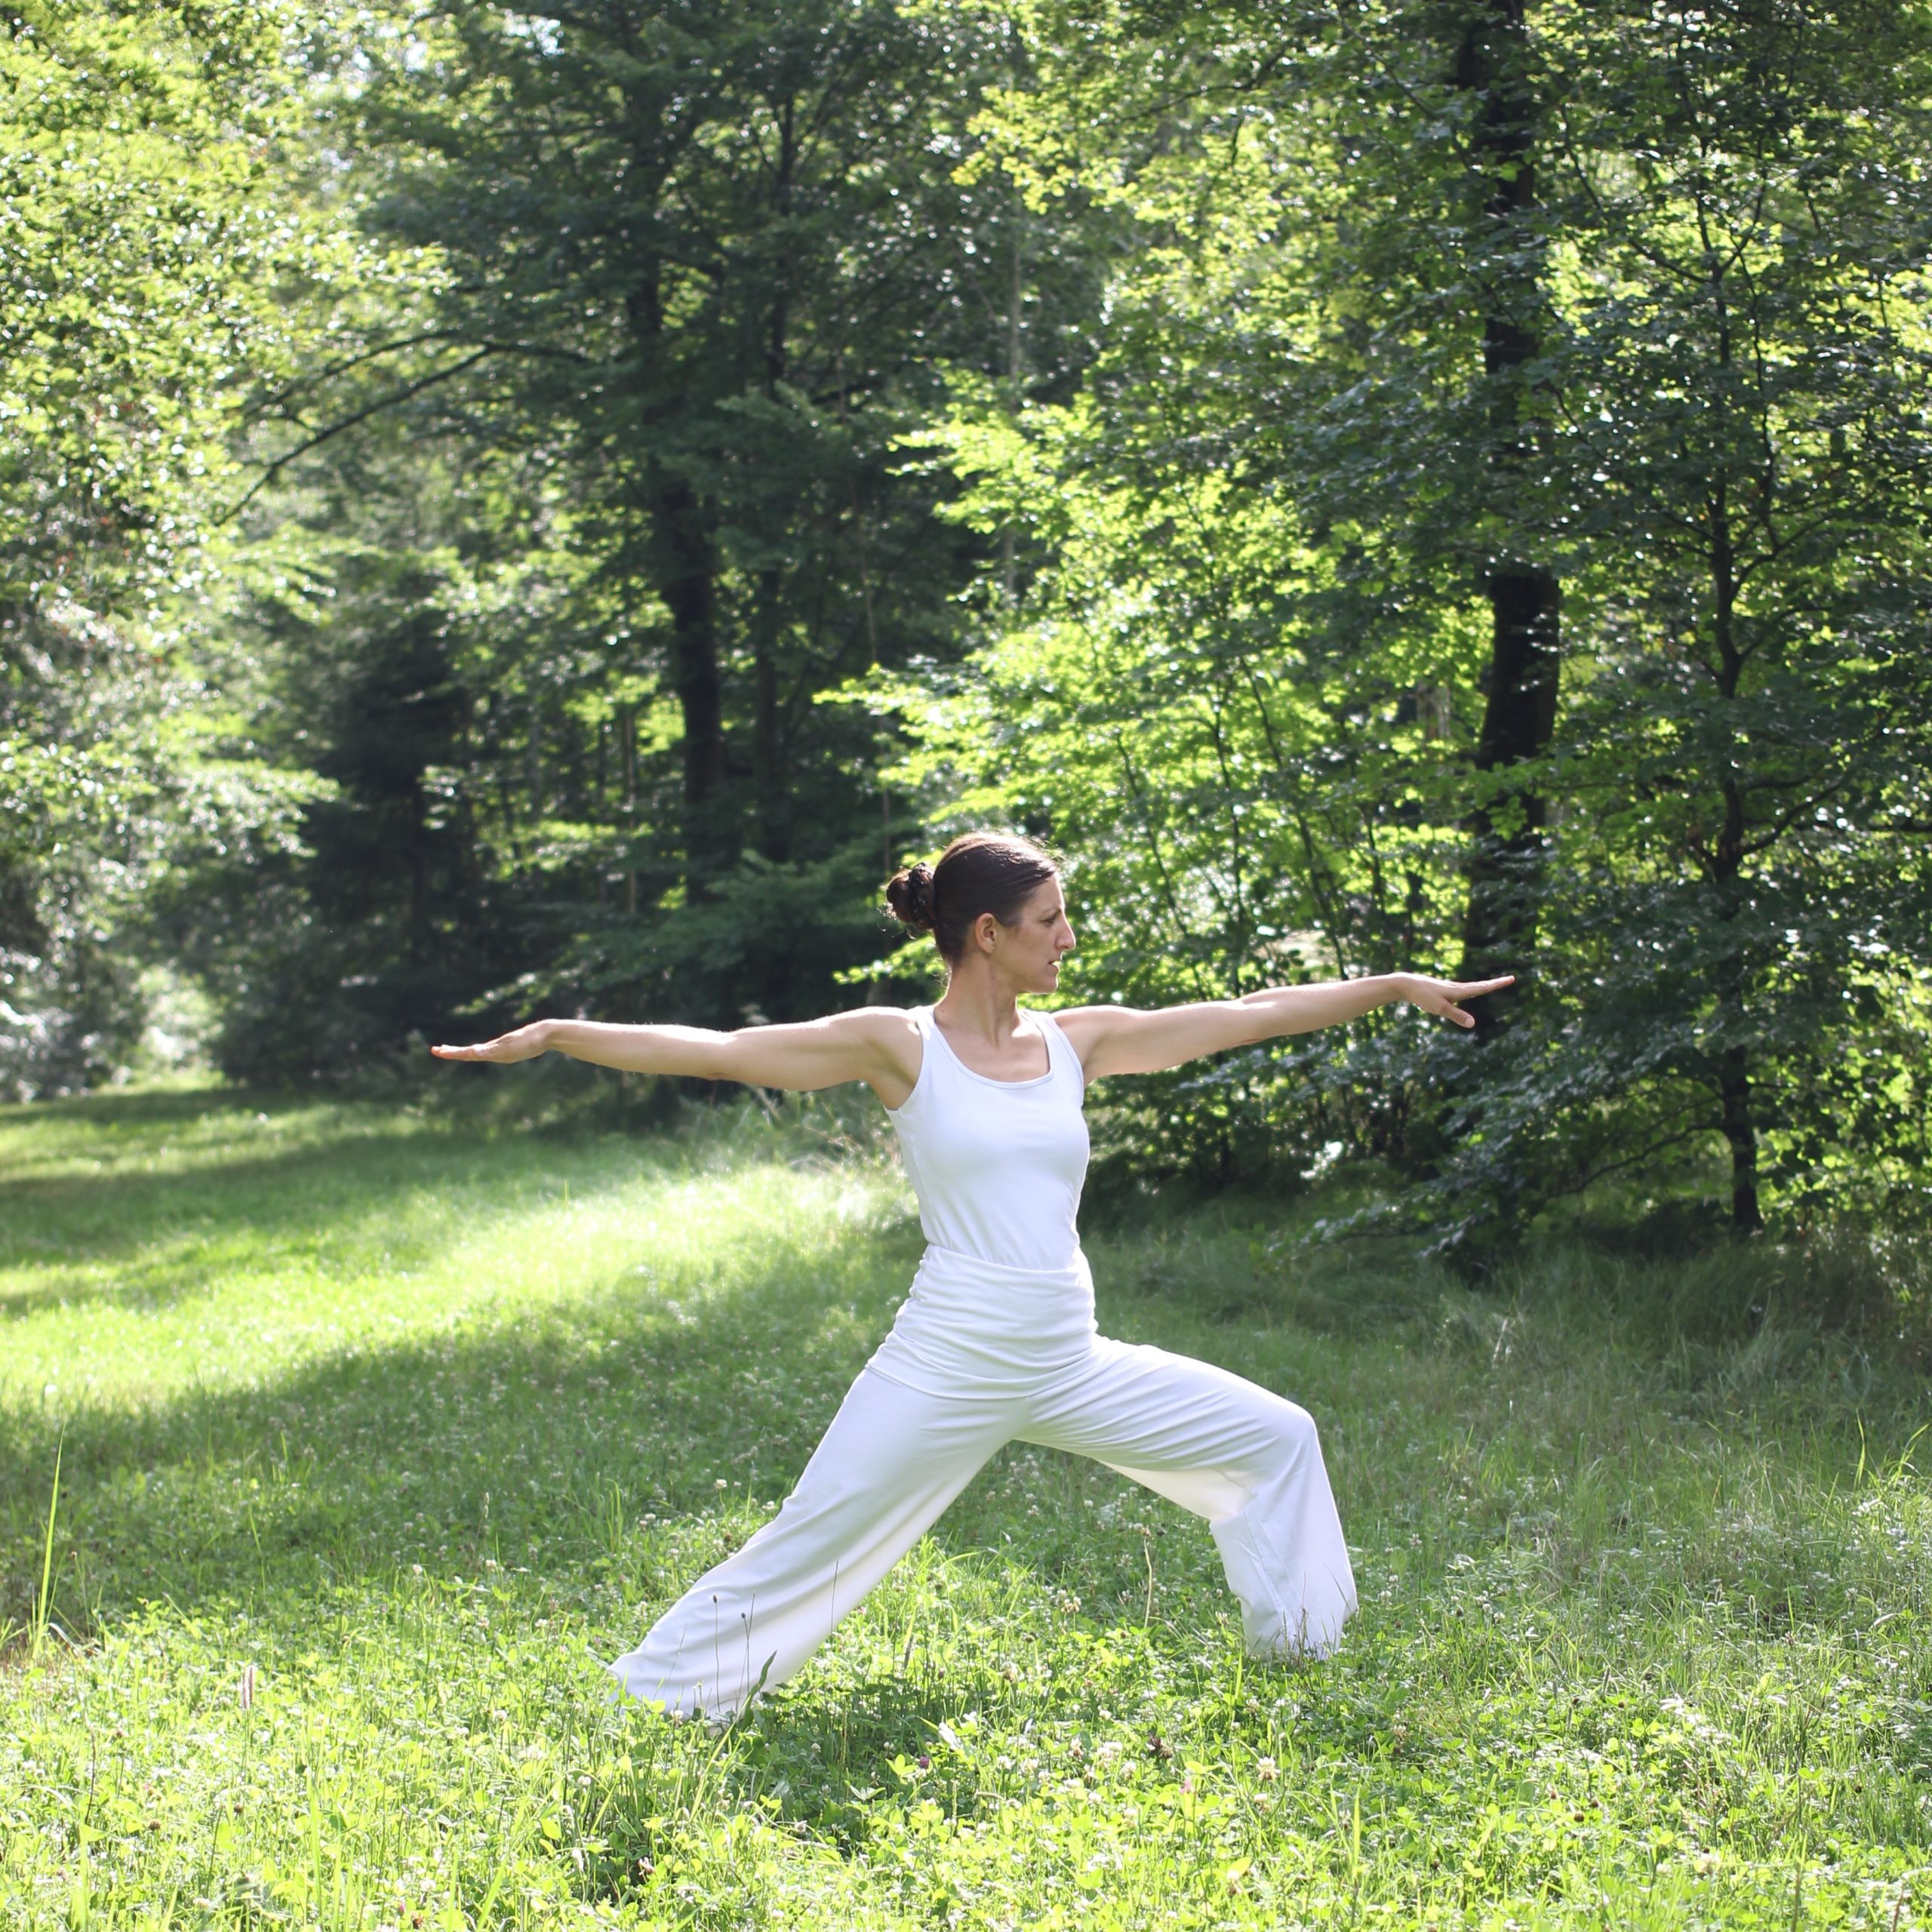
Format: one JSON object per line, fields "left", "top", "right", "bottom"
{"left": 2, "top": 1079, "right": 1929, "bottom": 1928}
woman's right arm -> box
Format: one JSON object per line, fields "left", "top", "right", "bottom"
{"left": 431, "top": 1008, "right": 920, "bottom": 1097}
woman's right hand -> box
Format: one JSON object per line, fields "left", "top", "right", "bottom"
{"left": 430, "top": 1022, "right": 554, "bottom": 1065}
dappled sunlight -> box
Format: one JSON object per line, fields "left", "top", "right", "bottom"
{"left": 0, "top": 1091, "right": 917, "bottom": 1405}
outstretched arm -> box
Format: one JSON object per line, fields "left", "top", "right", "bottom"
{"left": 1056, "top": 973, "right": 1513, "bottom": 1081}
{"left": 430, "top": 1008, "right": 920, "bottom": 1096}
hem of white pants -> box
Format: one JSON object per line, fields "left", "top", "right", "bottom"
{"left": 1214, "top": 1510, "right": 1355, "bottom": 1663}
{"left": 607, "top": 1660, "right": 740, "bottom": 1726}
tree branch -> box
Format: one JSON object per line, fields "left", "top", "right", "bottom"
{"left": 248, "top": 331, "right": 465, "bottom": 420}
{"left": 221, "top": 337, "right": 600, "bottom": 521}
{"left": 217, "top": 348, "right": 495, "bottom": 522}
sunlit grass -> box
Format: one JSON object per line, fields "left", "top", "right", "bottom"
{"left": 2, "top": 1080, "right": 1929, "bottom": 1927}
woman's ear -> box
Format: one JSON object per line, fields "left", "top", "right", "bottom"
{"left": 974, "top": 911, "right": 1000, "bottom": 954}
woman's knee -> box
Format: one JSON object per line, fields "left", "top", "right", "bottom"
{"left": 1266, "top": 1398, "right": 1321, "bottom": 1472}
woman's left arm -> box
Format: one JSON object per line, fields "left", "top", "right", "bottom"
{"left": 1057, "top": 974, "right": 1514, "bottom": 1081}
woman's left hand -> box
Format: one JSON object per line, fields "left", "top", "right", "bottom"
{"left": 430, "top": 1021, "right": 555, "bottom": 1063}
{"left": 1392, "top": 972, "right": 1515, "bottom": 1027}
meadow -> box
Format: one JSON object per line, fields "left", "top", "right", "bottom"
{"left": 2, "top": 1077, "right": 1928, "bottom": 1929}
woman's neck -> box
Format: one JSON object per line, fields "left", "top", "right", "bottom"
{"left": 934, "top": 965, "right": 1026, "bottom": 1046}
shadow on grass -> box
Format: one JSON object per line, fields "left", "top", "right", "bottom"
{"left": 0, "top": 1201, "right": 1203, "bottom": 1883}
{"left": 0, "top": 1081, "right": 1129, "bottom": 1649}
{"left": 7, "top": 1088, "right": 1924, "bottom": 1767}
{"left": 0, "top": 1080, "right": 292, "bottom": 1137}
{"left": 0, "top": 1175, "right": 1290, "bottom": 1780}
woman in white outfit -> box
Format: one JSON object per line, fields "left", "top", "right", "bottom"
{"left": 434, "top": 832, "right": 1509, "bottom": 1718}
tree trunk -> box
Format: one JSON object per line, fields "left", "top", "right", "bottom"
{"left": 624, "top": 225, "right": 729, "bottom": 905}
{"left": 652, "top": 477, "right": 728, "bottom": 900}
{"left": 620, "top": 703, "right": 638, "bottom": 917}
{"left": 751, "top": 570, "right": 786, "bottom": 863}
{"left": 0, "top": 855, "right": 47, "bottom": 958}
{"left": 1454, "top": 0, "right": 1562, "bottom": 1035}
{"left": 525, "top": 688, "right": 543, "bottom": 824}
{"left": 1718, "top": 1044, "right": 1761, "bottom": 1233}
{"left": 407, "top": 780, "right": 429, "bottom": 968}
{"left": 1711, "top": 780, "right": 1763, "bottom": 1234}
{"left": 1707, "top": 463, "right": 1764, "bottom": 1234}
{"left": 1001, "top": 168, "right": 1023, "bottom": 610}
{"left": 749, "top": 94, "right": 795, "bottom": 870}
{"left": 1459, "top": 565, "right": 1560, "bottom": 1007}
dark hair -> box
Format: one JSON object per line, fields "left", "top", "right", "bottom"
{"left": 884, "top": 832, "right": 1059, "bottom": 964}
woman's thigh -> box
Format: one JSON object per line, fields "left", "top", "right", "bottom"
{"left": 765, "top": 1367, "right": 1018, "bottom": 1536}
{"left": 1020, "top": 1339, "right": 1320, "bottom": 1521}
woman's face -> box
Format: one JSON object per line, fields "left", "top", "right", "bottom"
{"left": 992, "top": 874, "right": 1075, "bottom": 993}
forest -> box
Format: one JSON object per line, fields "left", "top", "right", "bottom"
{"left": 6, "top": 0, "right": 1932, "bottom": 1260}
{"left": 10, "top": 8, "right": 1932, "bottom": 1927}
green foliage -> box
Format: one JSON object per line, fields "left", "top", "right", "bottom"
{"left": 3, "top": 1091, "right": 1930, "bottom": 1925}
{"left": 11, "top": 0, "right": 1932, "bottom": 1256}
{"left": 145, "top": 0, "right": 1115, "bottom": 1067}
{"left": 884, "top": 0, "right": 1932, "bottom": 1244}
{"left": 0, "top": 0, "right": 362, "bottom": 1092}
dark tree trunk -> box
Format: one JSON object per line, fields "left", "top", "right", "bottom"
{"left": 652, "top": 476, "right": 728, "bottom": 900}
{"left": 1454, "top": 0, "right": 1562, "bottom": 1035}
{"left": 747, "top": 93, "right": 796, "bottom": 870}
{"left": 1718, "top": 1042, "right": 1761, "bottom": 1233}
{"left": 407, "top": 781, "right": 429, "bottom": 968}
{"left": 751, "top": 571, "right": 786, "bottom": 863}
{"left": 1707, "top": 464, "right": 1764, "bottom": 1234}
{"left": 620, "top": 703, "right": 638, "bottom": 917}
{"left": 1711, "top": 788, "right": 1763, "bottom": 1235}
{"left": 0, "top": 855, "right": 47, "bottom": 957}
{"left": 1459, "top": 565, "right": 1560, "bottom": 1009}
{"left": 525, "top": 681, "right": 543, "bottom": 824}
{"left": 626, "top": 237, "right": 729, "bottom": 903}
{"left": 754, "top": 93, "right": 798, "bottom": 870}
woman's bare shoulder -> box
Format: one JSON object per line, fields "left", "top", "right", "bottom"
{"left": 1048, "top": 1003, "right": 1137, "bottom": 1045}
{"left": 824, "top": 1004, "right": 924, "bottom": 1041}
{"left": 827, "top": 1004, "right": 924, "bottom": 1106}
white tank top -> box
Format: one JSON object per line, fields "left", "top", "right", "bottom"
{"left": 884, "top": 1004, "right": 1090, "bottom": 1272}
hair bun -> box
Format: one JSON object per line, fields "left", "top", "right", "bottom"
{"left": 884, "top": 860, "right": 937, "bottom": 934}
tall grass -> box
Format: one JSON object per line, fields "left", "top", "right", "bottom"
{"left": 2, "top": 1079, "right": 1927, "bottom": 1927}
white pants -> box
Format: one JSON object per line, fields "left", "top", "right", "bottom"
{"left": 607, "top": 1245, "right": 1356, "bottom": 1718}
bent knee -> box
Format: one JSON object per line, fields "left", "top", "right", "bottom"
{"left": 1267, "top": 1398, "right": 1321, "bottom": 1469}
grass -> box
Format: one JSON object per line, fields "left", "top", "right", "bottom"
{"left": 1, "top": 1075, "right": 1929, "bottom": 1928}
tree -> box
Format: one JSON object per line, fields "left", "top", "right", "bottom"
{"left": 0, "top": 0, "right": 321, "bottom": 1093}
{"left": 269, "top": 0, "right": 1073, "bottom": 1025}
{"left": 888, "top": 0, "right": 1932, "bottom": 1242}
{"left": 1447, "top": 0, "right": 1563, "bottom": 1024}
{"left": 1491, "top": 0, "right": 1932, "bottom": 1235}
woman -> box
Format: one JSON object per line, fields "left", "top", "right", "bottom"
{"left": 433, "top": 832, "right": 1510, "bottom": 1718}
